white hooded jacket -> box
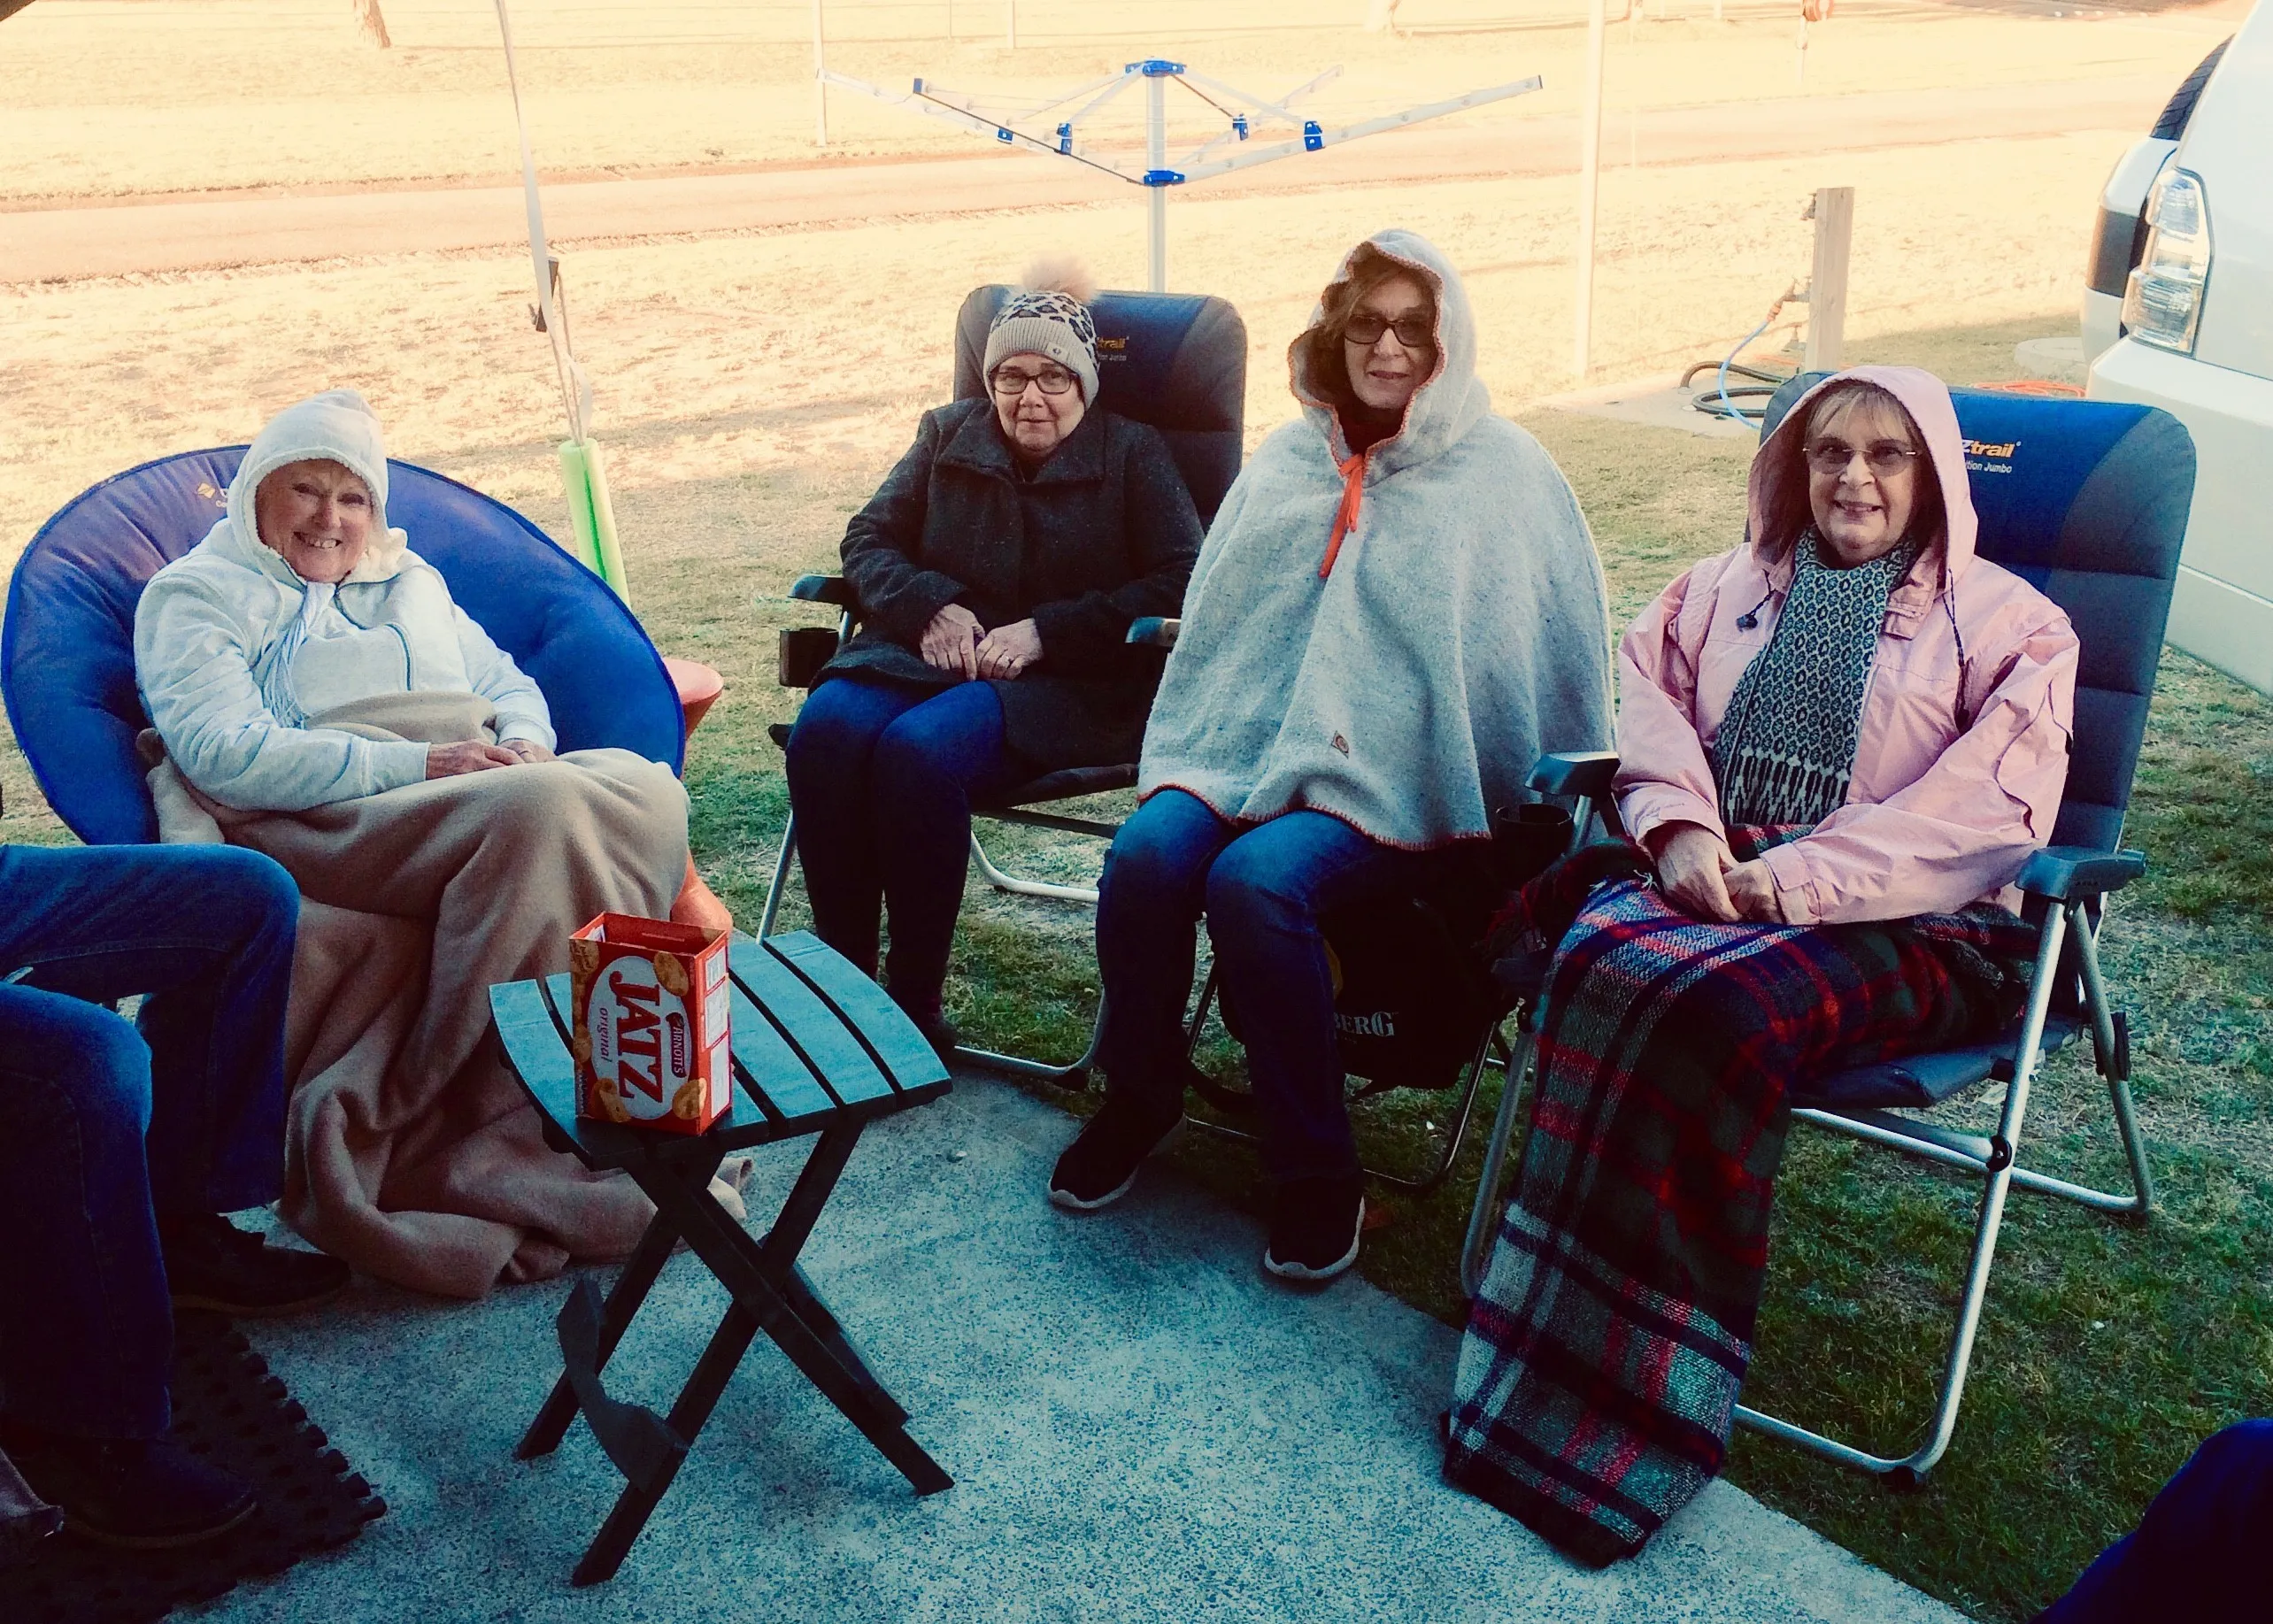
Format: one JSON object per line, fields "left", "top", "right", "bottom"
{"left": 134, "top": 391, "right": 554, "bottom": 812}
{"left": 1136, "top": 231, "right": 1614, "bottom": 847}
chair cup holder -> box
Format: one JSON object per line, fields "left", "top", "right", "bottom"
{"left": 778, "top": 627, "right": 839, "bottom": 689}
{"left": 1490, "top": 803, "right": 1576, "bottom": 891}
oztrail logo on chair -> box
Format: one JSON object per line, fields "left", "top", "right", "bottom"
{"left": 569, "top": 913, "right": 732, "bottom": 1133}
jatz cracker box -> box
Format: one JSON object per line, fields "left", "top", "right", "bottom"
{"left": 568, "top": 913, "right": 732, "bottom": 1133}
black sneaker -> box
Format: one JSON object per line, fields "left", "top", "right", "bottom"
{"left": 2, "top": 1428, "right": 255, "bottom": 1550}
{"left": 1263, "top": 1177, "right": 1366, "bottom": 1282}
{"left": 1048, "top": 1098, "right": 1183, "bottom": 1212}
{"left": 161, "top": 1214, "right": 350, "bottom": 1317}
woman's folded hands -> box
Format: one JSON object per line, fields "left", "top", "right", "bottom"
{"left": 919, "top": 604, "right": 1043, "bottom": 681}
{"left": 426, "top": 740, "right": 524, "bottom": 779}
{"left": 1647, "top": 822, "right": 1784, "bottom": 925}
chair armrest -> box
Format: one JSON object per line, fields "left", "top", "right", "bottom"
{"left": 790, "top": 574, "right": 857, "bottom": 607}
{"left": 1528, "top": 750, "right": 1620, "bottom": 799}
{"left": 1126, "top": 617, "right": 1181, "bottom": 650}
{"left": 2016, "top": 846, "right": 2146, "bottom": 903}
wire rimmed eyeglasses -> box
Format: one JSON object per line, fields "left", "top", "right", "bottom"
{"left": 990, "top": 365, "right": 1079, "bottom": 396}
{"left": 1805, "top": 438, "right": 1920, "bottom": 477}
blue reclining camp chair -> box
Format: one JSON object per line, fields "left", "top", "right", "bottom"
{"left": 759, "top": 286, "right": 1247, "bottom": 1084}
{"left": 1459, "top": 379, "right": 2192, "bottom": 1485}
{"left": 4, "top": 449, "right": 683, "bottom": 847}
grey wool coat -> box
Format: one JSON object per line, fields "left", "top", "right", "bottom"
{"left": 820, "top": 396, "right": 1204, "bottom": 768}
{"left": 1138, "top": 230, "right": 1615, "bottom": 848}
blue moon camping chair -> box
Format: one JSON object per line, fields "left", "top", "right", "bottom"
{"left": 1459, "top": 379, "right": 2192, "bottom": 1486}
{"left": 759, "top": 286, "right": 1247, "bottom": 1085}
{"left": 4, "top": 448, "right": 684, "bottom": 848}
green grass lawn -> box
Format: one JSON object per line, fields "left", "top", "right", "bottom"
{"left": 7, "top": 315, "right": 2267, "bottom": 1620}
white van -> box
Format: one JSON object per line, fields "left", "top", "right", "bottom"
{"left": 2084, "top": 4, "right": 2273, "bottom": 692}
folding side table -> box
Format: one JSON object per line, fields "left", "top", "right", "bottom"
{"left": 489, "top": 929, "right": 953, "bottom": 1585}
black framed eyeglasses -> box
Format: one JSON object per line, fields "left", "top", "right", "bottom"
{"left": 1343, "top": 312, "right": 1435, "bottom": 350}
{"left": 1805, "top": 437, "right": 1920, "bottom": 477}
{"left": 990, "top": 365, "right": 1077, "bottom": 396}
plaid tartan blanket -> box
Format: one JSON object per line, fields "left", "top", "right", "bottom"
{"left": 1446, "top": 837, "right": 2034, "bottom": 1566}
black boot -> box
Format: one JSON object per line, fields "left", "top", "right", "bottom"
{"left": 0, "top": 1425, "right": 255, "bottom": 1550}
{"left": 159, "top": 1214, "right": 350, "bottom": 1317}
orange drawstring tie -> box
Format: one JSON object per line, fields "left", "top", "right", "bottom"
{"left": 1320, "top": 448, "right": 1370, "bottom": 579}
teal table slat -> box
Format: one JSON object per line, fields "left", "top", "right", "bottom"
{"left": 767, "top": 932, "right": 949, "bottom": 1094}
{"left": 495, "top": 980, "right": 582, "bottom": 1135}
{"left": 728, "top": 939, "right": 892, "bottom": 1106}
{"left": 725, "top": 978, "right": 839, "bottom": 1124}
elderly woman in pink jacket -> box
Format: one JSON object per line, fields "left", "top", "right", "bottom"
{"left": 1445, "top": 366, "right": 2078, "bottom": 1567}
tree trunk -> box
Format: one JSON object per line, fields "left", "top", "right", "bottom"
{"left": 354, "top": 0, "right": 391, "bottom": 48}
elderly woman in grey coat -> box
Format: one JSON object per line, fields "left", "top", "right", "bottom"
{"left": 1048, "top": 231, "right": 1614, "bottom": 1283}
{"left": 785, "top": 260, "right": 1203, "bottom": 1054}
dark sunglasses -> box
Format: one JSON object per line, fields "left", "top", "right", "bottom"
{"left": 1342, "top": 312, "right": 1435, "bottom": 350}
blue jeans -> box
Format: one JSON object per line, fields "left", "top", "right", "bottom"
{"left": 0, "top": 843, "right": 300, "bottom": 1439}
{"left": 2038, "top": 1420, "right": 2273, "bottom": 1622}
{"left": 1096, "top": 789, "right": 1457, "bottom": 1184}
{"left": 784, "top": 675, "right": 1018, "bottom": 1015}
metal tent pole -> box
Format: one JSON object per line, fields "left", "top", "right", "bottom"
{"left": 1146, "top": 70, "right": 1168, "bottom": 292}
{"left": 1572, "top": 0, "right": 1607, "bottom": 378}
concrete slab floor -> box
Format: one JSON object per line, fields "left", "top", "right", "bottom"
{"left": 1537, "top": 375, "right": 1768, "bottom": 441}
{"left": 201, "top": 1076, "right": 1962, "bottom": 1623}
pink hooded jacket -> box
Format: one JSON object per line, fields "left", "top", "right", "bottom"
{"left": 1614, "top": 366, "right": 2079, "bottom": 925}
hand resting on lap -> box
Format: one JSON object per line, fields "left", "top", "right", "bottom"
{"left": 427, "top": 740, "right": 521, "bottom": 779}
{"left": 975, "top": 619, "right": 1042, "bottom": 681}
{"left": 919, "top": 604, "right": 983, "bottom": 680}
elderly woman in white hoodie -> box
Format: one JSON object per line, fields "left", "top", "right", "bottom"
{"left": 132, "top": 389, "right": 688, "bottom": 1297}
{"left": 1046, "top": 232, "right": 1615, "bottom": 1281}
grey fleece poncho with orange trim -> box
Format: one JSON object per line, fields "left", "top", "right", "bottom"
{"left": 1136, "top": 229, "right": 1614, "bottom": 849}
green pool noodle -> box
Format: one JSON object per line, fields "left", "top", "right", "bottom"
{"left": 554, "top": 439, "right": 604, "bottom": 575}
{"left": 582, "top": 436, "right": 633, "bottom": 602}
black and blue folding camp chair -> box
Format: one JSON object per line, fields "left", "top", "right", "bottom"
{"left": 1458, "top": 380, "right": 2192, "bottom": 1484}
{"left": 4, "top": 450, "right": 686, "bottom": 845}
{"left": 760, "top": 285, "right": 1247, "bottom": 1084}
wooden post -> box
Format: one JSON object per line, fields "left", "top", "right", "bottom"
{"left": 1804, "top": 186, "right": 1853, "bottom": 373}
{"left": 1573, "top": 0, "right": 1607, "bottom": 379}
{"left": 812, "top": 0, "right": 828, "bottom": 147}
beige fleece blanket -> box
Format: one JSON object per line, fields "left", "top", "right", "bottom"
{"left": 145, "top": 691, "right": 732, "bottom": 1299}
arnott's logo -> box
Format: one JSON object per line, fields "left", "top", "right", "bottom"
{"left": 589, "top": 956, "right": 693, "bottom": 1120}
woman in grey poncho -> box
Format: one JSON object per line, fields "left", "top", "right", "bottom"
{"left": 1046, "top": 231, "right": 1614, "bottom": 1281}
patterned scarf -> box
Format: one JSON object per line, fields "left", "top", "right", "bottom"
{"left": 1712, "top": 530, "right": 1918, "bottom": 828}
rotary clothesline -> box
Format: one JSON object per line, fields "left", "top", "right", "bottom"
{"left": 823, "top": 60, "right": 1544, "bottom": 291}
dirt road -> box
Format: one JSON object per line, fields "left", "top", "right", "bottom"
{"left": 2, "top": 74, "right": 2168, "bottom": 282}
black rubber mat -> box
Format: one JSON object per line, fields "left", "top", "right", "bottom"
{"left": 0, "top": 1311, "right": 384, "bottom": 1623}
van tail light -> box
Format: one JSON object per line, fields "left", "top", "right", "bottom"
{"left": 2123, "top": 167, "right": 2212, "bottom": 354}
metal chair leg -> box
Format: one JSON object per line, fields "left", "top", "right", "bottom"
{"left": 969, "top": 831, "right": 1101, "bottom": 906}
{"left": 1460, "top": 1026, "right": 1536, "bottom": 1299}
{"left": 1734, "top": 903, "right": 2077, "bottom": 1482}
{"left": 758, "top": 811, "right": 797, "bottom": 939}
{"left": 953, "top": 993, "right": 1106, "bottom": 1089}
